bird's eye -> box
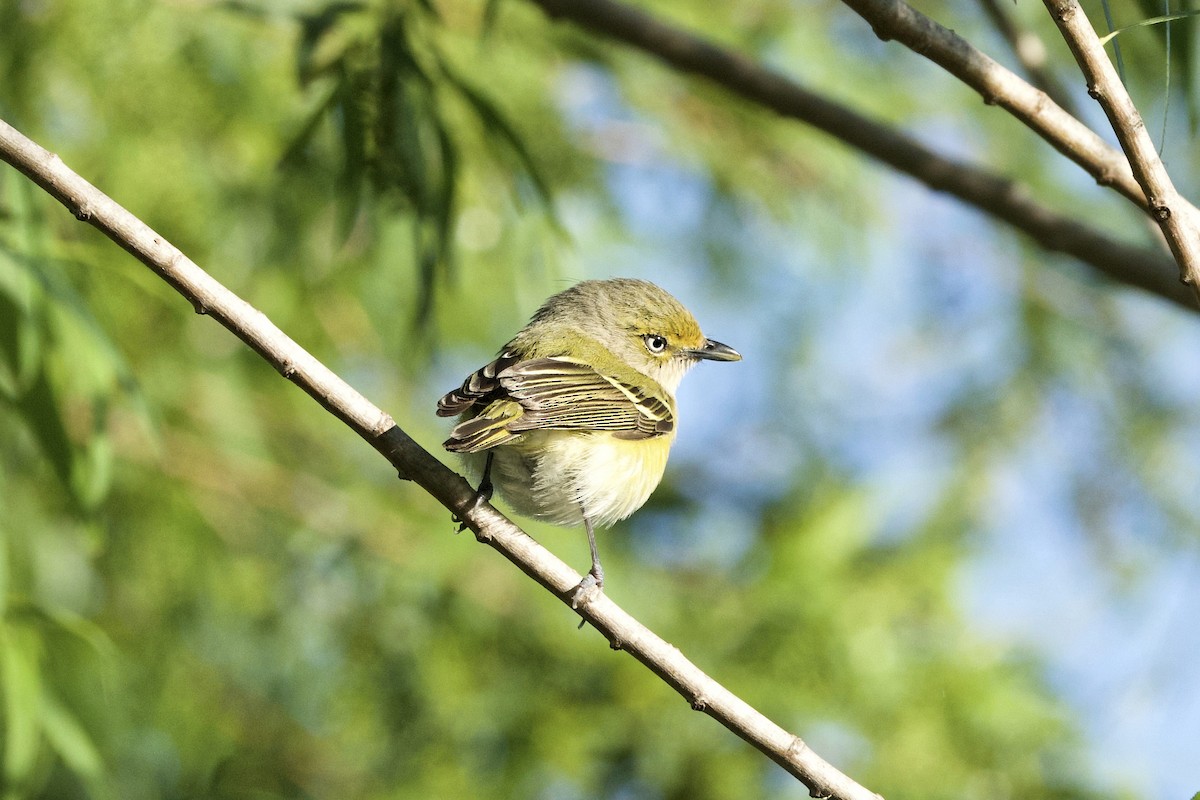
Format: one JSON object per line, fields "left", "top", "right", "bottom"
{"left": 643, "top": 334, "right": 668, "bottom": 354}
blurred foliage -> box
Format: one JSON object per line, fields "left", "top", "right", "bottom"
{"left": 1, "top": 0, "right": 1199, "bottom": 798}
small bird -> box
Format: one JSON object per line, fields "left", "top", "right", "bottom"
{"left": 437, "top": 278, "right": 740, "bottom": 601}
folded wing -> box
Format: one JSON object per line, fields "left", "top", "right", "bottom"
{"left": 438, "top": 355, "right": 674, "bottom": 453}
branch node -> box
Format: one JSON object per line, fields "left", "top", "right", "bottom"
{"left": 73, "top": 204, "right": 92, "bottom": 221}
{"left": 786, "top": 734, "right": 812, "bottom": 760}
{"left": 1151, "top": 203, "right": 1171, "bottom": 222}
{"left": 689, "top": 693, "right": 709, "bottom": 711}
{"left": 370, "top": 412, "right": 397, "bottom": 436}
{"left": 608, "top": 636, "right": 624, "bottom": 651}
{"left": 867, "top": 22, "right": 893, "bottom": 43}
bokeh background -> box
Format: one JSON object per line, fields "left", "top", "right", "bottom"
{"left": 1, "top": 1, "right": 1198, "bottom": 798}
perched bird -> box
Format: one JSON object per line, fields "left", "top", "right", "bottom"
{"left": 437, "top": 278, "right": 740, "bottom": 601}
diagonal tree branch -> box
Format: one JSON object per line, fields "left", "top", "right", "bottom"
{"left": 0, "top": 117, "right": 883, "bottom": 800}
{"left": 838, "top": 0, "right": 1150, "bottom": 210}
{"left": 977, "top": 0, "right": 1079, "bottom": 118}
{"left": 524, "top": 0, "right": 1197, "bottom": 311}
{"left": 1043, "top": 0, "right": 1200, "bottom": 302}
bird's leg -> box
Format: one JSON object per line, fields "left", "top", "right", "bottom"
{"left": 584, "top": 517, "right": 604, "bottom": 587}
{"left": 570, "top": 515, "right": 604, "bottom": 609}
{"left": 476, "top": 450, "right": 496, "bottom": 505}
{"left": 454, "top": 451, "right": 495, "bottom": 532}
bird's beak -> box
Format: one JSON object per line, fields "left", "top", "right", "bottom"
{"left": 686, "top": 338, "right": 741, "bottom": 362}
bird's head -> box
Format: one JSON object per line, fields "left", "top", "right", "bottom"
{"left": 525, "top": 278, "right": 740, "bottom": 393}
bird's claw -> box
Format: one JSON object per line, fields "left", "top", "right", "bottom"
{"left": 570, "top": 568, "right": 604, "bottom": 611}
{"left": 451, "top": 478, "right": 495, "bottom": 533}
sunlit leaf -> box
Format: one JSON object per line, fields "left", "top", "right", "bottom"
{"left": 41, "top": 691, "right": 104, "bottom": 785}
{"left": 1098, "top": 11, "right": 1200, "bottom": 46}
{"left": 1, "top": 623, "right": 43, "bottom": 789}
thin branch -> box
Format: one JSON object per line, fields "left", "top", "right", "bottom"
{"left": 1044, "top": 0, "right": 1200, "bottom": 300}
{"left": 525, "top": 0, "right": 1197, "bottom": 311}
{"left": 838, "top": 0, "right": 1149, "bottom": 210}
{"left": 0, "top": 117, "right": 883, "bottom": 800}
{"left": 977, "top": 0, "right": 1079, "bottom": 118}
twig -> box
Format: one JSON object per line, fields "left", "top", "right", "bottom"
{"left": 1043, "top": 0, "right": 1200, "bottom": 301}
{"left": 0, "top": 117, "right": 884, "bottom": 800}
{"left": 977, "top": 0, "right": 1079, "bottom": 117}
{"left": 525, "top": 0, "right": 1197, "bottom": 311}
{"left": 838, "top": 0, "right": 1148, "bottom": 210}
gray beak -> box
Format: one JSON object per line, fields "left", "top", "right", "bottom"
{"left": 686, "top": 338, "right": 741, "bottom": 362}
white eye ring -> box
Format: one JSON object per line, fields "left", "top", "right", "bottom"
{"left": 644, "top": 334, "right": 668, "bottom": 354}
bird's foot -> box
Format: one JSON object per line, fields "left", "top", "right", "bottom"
{"left": 570, "top": 565, "right": 604, "bottom": 610}
{"left": 452, "top": 479, "right": 494, "bottom": 533}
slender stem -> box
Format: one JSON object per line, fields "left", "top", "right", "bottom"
{"left": 1044, "top": 0, "right": 1200, "bottom": 300}
{"left": 977, "top": 0, "right": 1079, "bottom": 118}
{"left": 525, "top": 0, "right": 1197, "bottom": 310}
{"left": 835, "top": 0, "right": 1149, "bottom": 209}
{"left": 0, "top": 117, "right": 883, "bottom": 800}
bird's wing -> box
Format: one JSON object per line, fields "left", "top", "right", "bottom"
{"left": 439, "top": 355, "right": 674, "bottom": 454}
{"left": 440, "top": 399, "right": 526, "bottom": 453}
{"left": 436, "top": 350, "right": 520, "bottom": 418}
{"left": 502, "top": 357, "right": 674, "bottom": 436}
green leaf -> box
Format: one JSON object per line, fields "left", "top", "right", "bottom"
{"left": 1097, "top": 11, "right": 1200, "bottom": 46}
{"left": 437, "top": 55, "right": 557, "bottom": 217}
{"left": 1, "top": 623, "right": 43, "bottom": 789}
{"left": 279, "top": 84, "right": 342, "bottom": 169}
{"left": 41, "top": 691, "right": 104, "bottom": 784}
{"left": 294, "top": 1, "right": 367, "bottom": 85}
{"left": 430, "top": 116, "right": 459, "bottom": 272}
{"left": 0, "top": 541, "right": 7, "bottom": 621}
{"left": 70, "top": 408, "right": 113, "bottom": 512}
{"left": 0, "top": 246, "right": 44, "bottom": 400}
{"left": 335, "top": 64, "right": 370, "bottom": 241}
{"left": 1130, "top": 0, "right": 1198, "bottom": 129}
{"left": 13, "top": 370, "right": 74, "bottom": 497}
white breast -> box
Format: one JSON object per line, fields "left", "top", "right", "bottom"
{"left": 469, "top": 430, "right": 674, "bottom": 529}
